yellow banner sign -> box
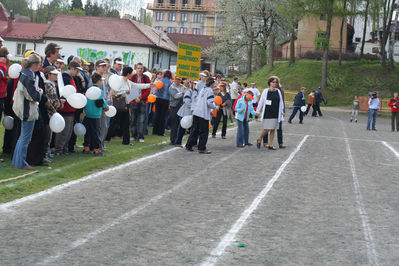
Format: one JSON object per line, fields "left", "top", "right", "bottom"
{"left": 176, "top": 42, "right": 201, "bottom": 79}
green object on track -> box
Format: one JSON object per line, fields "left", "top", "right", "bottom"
{"left": 237, "top": 242, "right": 245, "bottom": 247}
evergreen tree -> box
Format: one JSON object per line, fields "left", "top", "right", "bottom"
{"left": 71, "top": 0, "right": 83, "bottom": 10}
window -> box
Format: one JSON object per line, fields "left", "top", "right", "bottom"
{"left": 155, "top": 26, "right": 162, "bottom": 31}
{"left": 195, "top": 0, "right": 201, "bottom": 6}
{"left": 156, "top": 12, "right": 164, "bottom": 21}
{"left": 193, "top": 28, "right": 200, "bottom": 34}
{"left": 16, "top": 43, "right": 26, "bottom": 56}
{"left": 355, "top": 37, "right": 361, "bottom": 42}
{"left": 320, "top": 14, "right": 326, "bottom": 21}
{"left": 167, "top": 27, "right": 175, "bottom": 33}
{"left": 169, "top": 0, "right": 176, "bottom": 6}
{"left": 181, "top": 0, "right": 188, "bottom": 6}
{"left": 169, "top": 12, "right": 176, "bottom": 21}
{"left": 181, "top": 13, "right": 187, "bottom": 22}
{"left": 157, "top": 0, "right": 164, "bottom": 7}
{"left": 192, "top": 13, "right": 202, "bottom": 23}
{"left": 180, "top": 27, "right": 187, "bottom": 34}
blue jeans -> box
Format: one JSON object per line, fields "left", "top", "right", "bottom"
{"left": 12, "top": 120, "right": 35, "bottom": 168}
{"left": 289, "top": 107, "right": 303, "bottom": 122}
{"left": 130, "top": 102, "right": 146, "bottom": 140}
{"left": 367, "top": 109, "right": 378, "bottom": 130}
{"left": 236, "top": 120, "right": 249, "bottom": 147}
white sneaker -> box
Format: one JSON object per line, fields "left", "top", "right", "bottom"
{"left": 139, "top": 139, "right": 144, "bottom": 143}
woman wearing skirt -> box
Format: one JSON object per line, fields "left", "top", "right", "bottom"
{"left": 256, "top": 76, "right": 285, "bottom": 150}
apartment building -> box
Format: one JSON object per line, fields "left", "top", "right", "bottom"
{"left": 148, "top": 0, "right": 222, "bottom": 35}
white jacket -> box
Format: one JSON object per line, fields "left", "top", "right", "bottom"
{"left": 177, "top": 89, "right": 193, "bottom": 117}
{"left": 190, "top": 80, "right": 206, "bottom": 112}
{"left": 192, "top": 86, "right": 216, "bottom": 121}
{"left": 256, "top": 88, "right": 284, "bottom": 122}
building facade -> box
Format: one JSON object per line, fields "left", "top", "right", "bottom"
{"left": 148, "top": 0, "right": 222, "bottom": 36}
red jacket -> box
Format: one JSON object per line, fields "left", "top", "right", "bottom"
{"left": 58, "top": 72, "right": 77, "bottom": 115}
{"left": 129, "top": 74, "right": 151, "bottom": 105}
{"left": 388, "top": 97, "right": 399, "bottom": 113}
{"left": 0, "top": 61, "right": 7, "bottom": 98}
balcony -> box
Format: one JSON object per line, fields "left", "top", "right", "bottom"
{"left": 147, "top": 2, "right": 208, "bottom": 12}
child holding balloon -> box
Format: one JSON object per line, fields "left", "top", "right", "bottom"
{"left": 83, "top": 73, "right": 109, "bottom": 156}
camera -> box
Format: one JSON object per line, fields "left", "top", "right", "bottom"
{"left": 369, "top": 92, "right": 377, "bottom": 99}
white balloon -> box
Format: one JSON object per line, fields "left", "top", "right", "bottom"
{"left": 109, "top": 74, "right": 123, "bottom": 91}
{"left": 2, "top": 116, "right": 14, "bottom": 130}
{"left": 300, "top": 106, "right": 307, "bottom": 112}
{"left": 73, "top": 123, "right": 86, "bottom": 136}
{"left": 62, "top": 85, "right": 76, "bottom": 98}
{"left": 67, "top": 93, "right": 87, "bottom": 109}
{"left": 180, "top": 115, "right": 193, "bottom": 129}
{"left": 144, "top": 71, "right": 152, "bottom": 80}
{"left": 49, "top": 113, "right": 65, "bottom": 133}
{"left": 105, "top": 105, "right": 117, "bottom": 117}
{"left": 8, "top": 64, "right": 22, "bottom": 79}
{"left": 132, "top": 83, "right": 151, "bottom": 90}
{"left": 86, "top": 86, "right": 102, "bottom": 100}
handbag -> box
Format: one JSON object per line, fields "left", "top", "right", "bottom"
{"left": 113, "top": 95, "right": 127, "bottom": 111}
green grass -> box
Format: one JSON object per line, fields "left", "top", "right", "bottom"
{"left": 242, "top": 60, "right": 399, "bottom": 106}
{"left": 0, "top": 123, "right": 171, "bottom": 203}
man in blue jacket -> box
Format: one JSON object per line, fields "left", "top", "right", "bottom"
{"left": 288, "top": 87, "right": 306, "bottom": 124}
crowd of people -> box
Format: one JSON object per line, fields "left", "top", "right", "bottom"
{"left": 0, "top": 42, "right": 282, "bottom": 169}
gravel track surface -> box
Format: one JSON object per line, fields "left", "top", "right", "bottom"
{"left": 1, "top": 111, "right": 398, "bottom": 265}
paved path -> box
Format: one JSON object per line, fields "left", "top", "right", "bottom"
{"left": 1, "top": 111, "right": 398, "bottom": 265}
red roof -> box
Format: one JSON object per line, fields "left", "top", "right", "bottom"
{"left": 0, "top": 21, "right": 49, "bottom": 40}
{"left": 167, "top": 33, "right": 215, "bottom": 57}
{"left": 44, "top": 14, "right": 154, "bottom": 46}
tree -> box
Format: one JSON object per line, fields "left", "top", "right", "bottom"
{"left": 360, "top": 0, "right": 370, "bottom": 58}
{"left": 380, "top": 0, "right": 396, "bottom": 68}
{"left": 388, "top": 8, "right": 399, "bottom": 70}
{"left": 71, "top": 0, "right": 83, "bottom": 10}
{"left": 0, "top": 0, "right": 29, "bottom": 17}
{"left": 67, "top": 8, "right": 86, "bottom": 16}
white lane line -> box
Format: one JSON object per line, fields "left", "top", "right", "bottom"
{"left": 0, "top": 147, "right": 179, "bottom": 212}
{"left": 328, "top": 114, "right": 380, "bottom": 266}
{"left": 381, "top": 141, "right": 399, "bottom": 158}
{"left": 284, "top": 132, "right": 399, "bottom": 145}
{"left": 344, "top": 136, "right": 379, "bottom": 266}
{"left": 200, "top": 135, "right": 309, "bottom": 266}
{"left": 37, "top": 148, "right": 243, "bottom": 265}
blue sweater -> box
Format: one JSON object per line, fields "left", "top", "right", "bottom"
{"left": 156, "top": 77, "right": 172, "bottom": 100}
{"left": 84, "top": 87, "right": 108, "bottom": 119}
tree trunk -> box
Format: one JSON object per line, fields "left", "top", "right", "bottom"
{"left": 289, "top": 26, "right": 296, "bottom": 65}
{"left": 246, "top": 30, "right": 254, "bottom": 78}
{"left": 339, "top": 0, "right": 347, "bottom": 66}
{"left": 388, "top": 11, "right": 399, "bottom": 70}
{"left": 381, "top": 0, "right": 396, "bottom": 68}
{"left": 269, "top": 33, "right": 275, "bottom": 71}
{"left": 360, "top": 0, "right": 369, "bottom": 58}
{"left": 321, "top": 0, "right": 334, "bottom": 90}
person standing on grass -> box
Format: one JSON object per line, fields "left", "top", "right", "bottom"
{"left": 55, "top": 61, "right": 80, "bottom": 155}
{"left": 350, "top": 95, "right": 360, "bottom": 123}
{"left": 388, "top": 92, "right": 399, "bottom": 131}
{"left": 153, "top": 70, "right": 172, "bottom": 137}
{"left": 83, "top": 73, "right": 109, "bottom": 156}
{"left": 129, "top": 63, "right": 151, "bottom": 143}
{"left": 366, "top": 92, "right": 380, "bottom": 131}
{"left": 256, "top": 76, "right": 285, "bottom": 150}
{"left": 169, "top": 76, "right": 187, "bottom": 145}
{"left": 235, "top": 90, "right": 257, "bottom": 147}
{"left": 288, "top": 87, "right": 306, "bottom": 124}
{"left": 11, "top": 53, "right": 43, "bottom": 170}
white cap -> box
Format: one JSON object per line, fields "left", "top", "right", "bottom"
{"left": 57, "top": 58, "right": 64, "bottom": 63}
{"left": 199, "top": 72, "right": 208, "bottom": 77}
{"left": 50, "top": 69, "right": 60, "bottom": 75}
{"left": 251, "top": 82, "right": 256, "bottom": 85}
{"left": 55, "top": 45, "right": 62, "bottom": 49}
{"left": 98, "top": 62, "right": 107, "bottom": 66}
{"left": 0, "top": 36, "right": 4, "bottom": 41}
{"left": 115, "top": 60, "right": 124, "bottom": 65}
{"left": 76, "top": 66, "right": 83, "bottom": 71}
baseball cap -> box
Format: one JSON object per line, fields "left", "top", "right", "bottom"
{"left": 95, "top": 60, "right": 107, "bottom": 67}
{"left": 68, "top": 61, "right": 83, "bottom": 71}
{"left": 200, "top": 72, "right": 208, "bottom": 77}
{"left": 115, "top": 60, "right": 124, "bottom": 65}
{"left": 24, "top": 50, "right": 37, "bottom": 58}
{"left": 82, "top": 59, "right": 90, "bottom": 65}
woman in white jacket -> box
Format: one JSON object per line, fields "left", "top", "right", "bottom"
{"left": 256, "top": 76, "right": 285, "bottom": 150}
